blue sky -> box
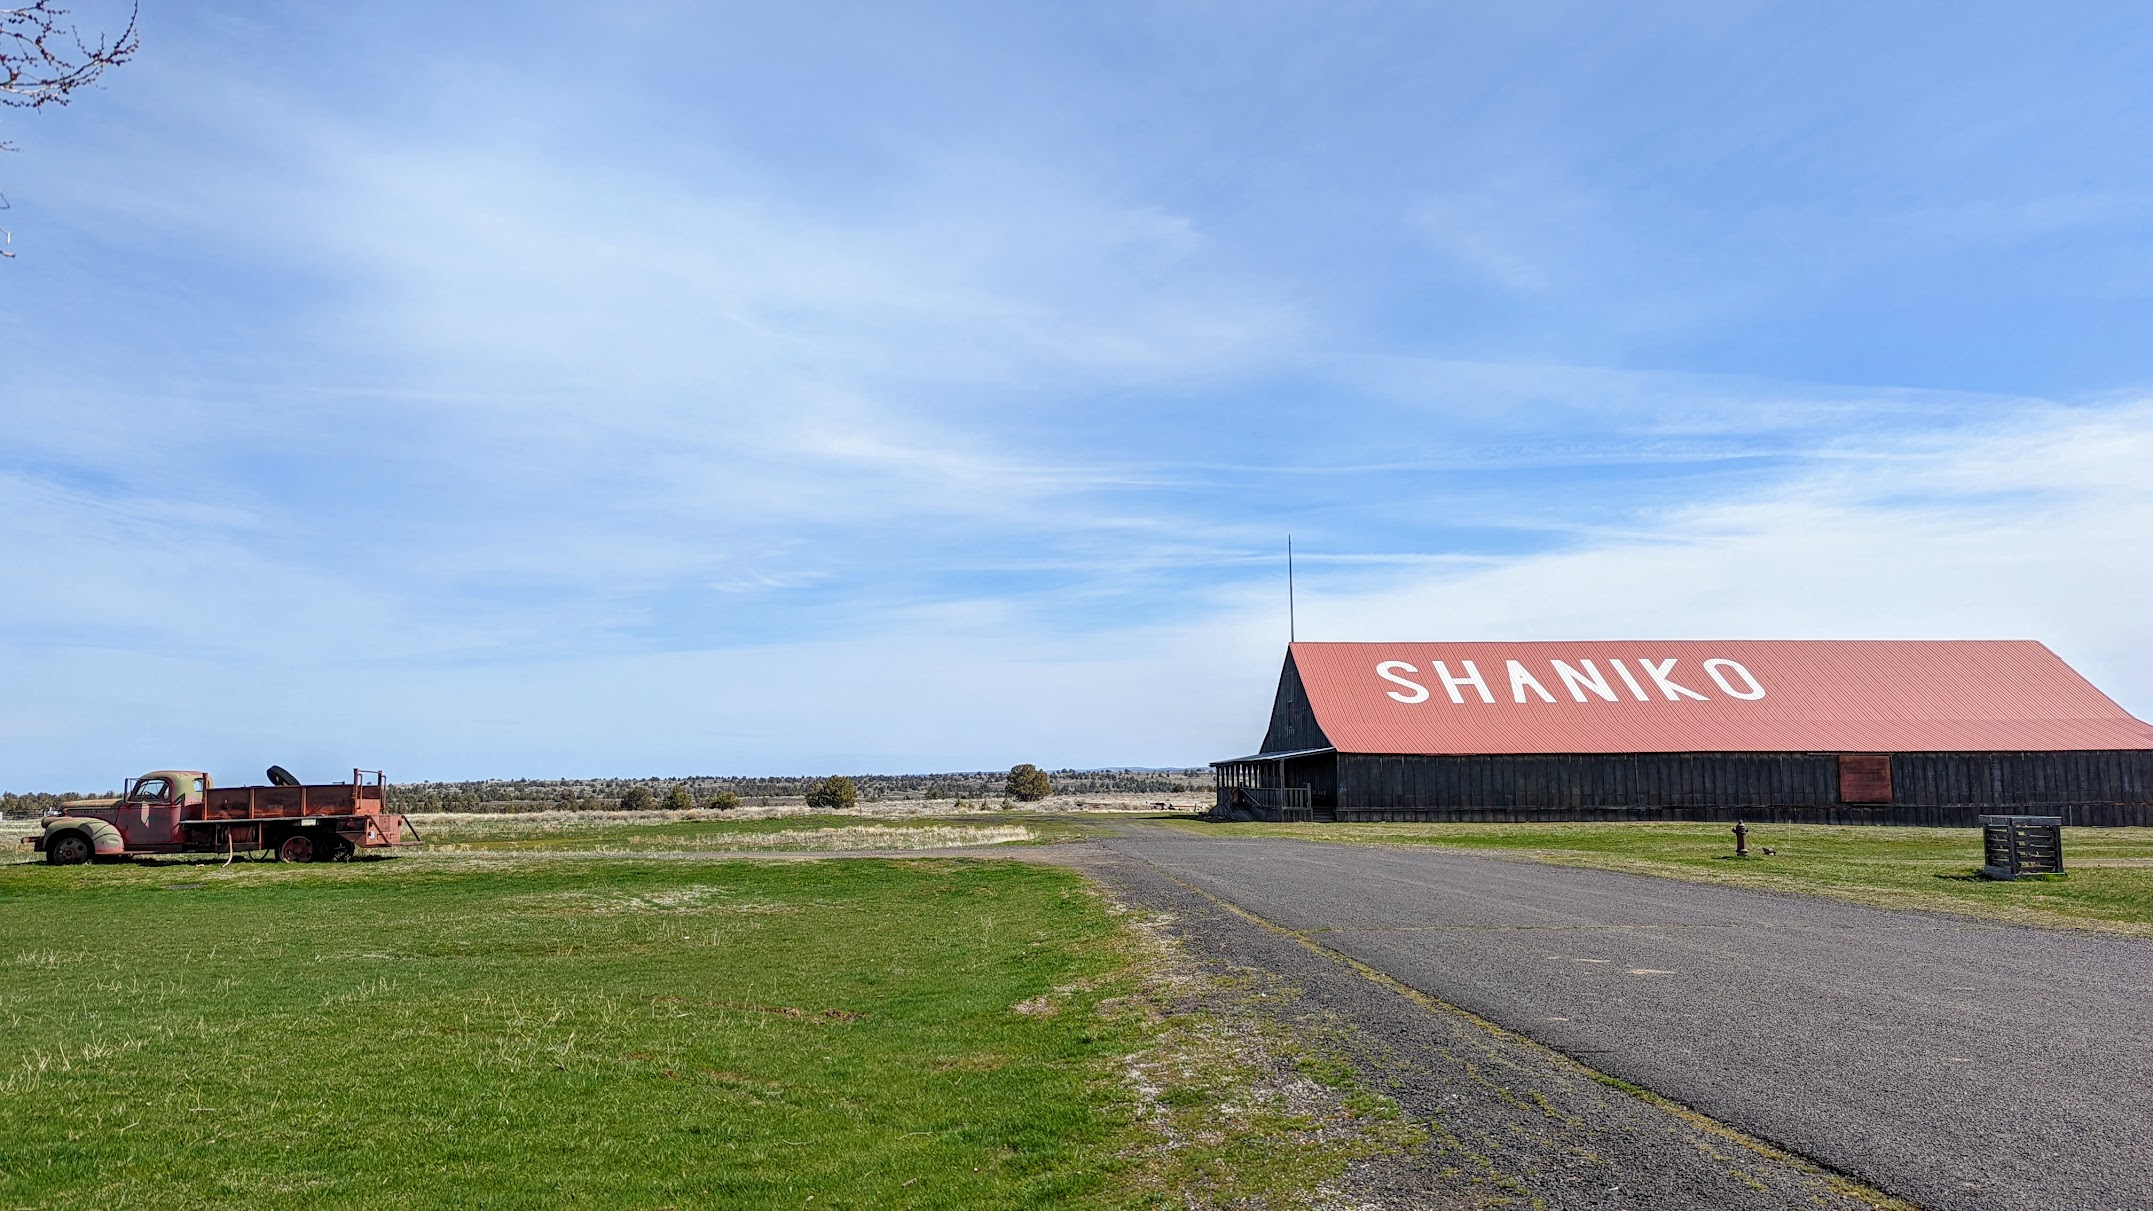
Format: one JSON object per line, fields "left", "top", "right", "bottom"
{"left": 6, "top": 2, "right": 2153, "bottom": 787}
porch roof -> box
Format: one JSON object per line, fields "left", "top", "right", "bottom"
{"left": 1209, "top": 747, "right": 1336, "bottom": 767}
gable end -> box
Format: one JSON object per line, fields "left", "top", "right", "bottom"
{"left": 1260, "top": 651, "right": 1332, "bottom": 753}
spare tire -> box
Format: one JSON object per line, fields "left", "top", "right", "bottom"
{"left": 267, "top": 765, "right": 301, "bottom": 787}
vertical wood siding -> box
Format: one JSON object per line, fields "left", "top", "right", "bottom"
{"left": 1259, "top": 654, "right": 1330, "bottom": 754}
{"left": 1284, "top": 754, "right": 1337, "bottom": 807}
{"left": 1329, "top": 751, "right": 2153, "bottom": 826}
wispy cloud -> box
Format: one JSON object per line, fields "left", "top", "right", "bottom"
{"left": 1287, "top": 401, "right": 2153, "bottom": 711}
{"left": 5, "top": 2, "right": 2152, "bottom": 785}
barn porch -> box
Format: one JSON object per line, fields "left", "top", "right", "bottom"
{"left": 1211, "top": 747, "right": 1336, "bottom": 821}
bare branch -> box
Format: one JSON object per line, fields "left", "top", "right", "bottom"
{"left": 0, "top": 3, "right": 135, "bottom": 257}
{"left": 3, "top": 2, "right": 139, "bottom": 109}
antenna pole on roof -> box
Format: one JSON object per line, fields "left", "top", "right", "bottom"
{"left": 1287, "top": 535, "right": 1296, "bottom": 643}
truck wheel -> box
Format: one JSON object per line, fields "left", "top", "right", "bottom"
{"left": 276, "top": 832, "right": 317, "bottom": 863}
{"left": 314, "top": 836, "right": 351, "bottom": 863}
{"left": 44, "top": 831, "right": 92, "bottom": 866}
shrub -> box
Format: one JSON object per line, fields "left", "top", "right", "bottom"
{"left": 663, "top": 784, "right": 694, "bottom": 812}
{"left": 1005, "top": 764, "right": 1052, "bottom": 802}
{"left": 619, "top": 786, "right": 656, "bottom": 811}
{"left": 708, "top": 790, "right": 742, "bottom": 811}
{"left": 805, "top": 776, "right": 857, "bottom": 811}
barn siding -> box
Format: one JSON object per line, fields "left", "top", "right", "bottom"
{"left": 1888, "top": 752, "right": 2153, "bottom": 807}
{"left": 1283, "top": 753, "right": 1338, "bottom": 809}
{"left": 1326, "top": 751, "right": 2153, "bottom": 826}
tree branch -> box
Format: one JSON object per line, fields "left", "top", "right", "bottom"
{"left": 0, "top": 3, "right": 136, "bottom": 256}
{"left": 2, "top": 2, "right": 139, "bottom": 110}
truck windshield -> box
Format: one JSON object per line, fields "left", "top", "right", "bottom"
{"left": 128, "top": 779, "right": 171, "bottom": 802}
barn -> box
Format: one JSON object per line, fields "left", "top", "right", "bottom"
{"left": 1212, "top": 641, "right": 2153, "bottom": 826}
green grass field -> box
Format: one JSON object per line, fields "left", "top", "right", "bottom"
{"left": 1172, "top": 819, "right": 2153, "bottom": 934}
{"left": 0, "top": 847, "right": 1401, "bottom": 1208}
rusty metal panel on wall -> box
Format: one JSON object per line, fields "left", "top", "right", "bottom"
{"left": 1839, "top": 754, "right": 1894, "bottom": 803}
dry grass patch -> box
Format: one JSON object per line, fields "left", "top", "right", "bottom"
{"left": 1094, "top": 904, "right": 1427, "bottom": 1206}
{"left": 422, "top": 817, "right": 1035, "bottom": 854}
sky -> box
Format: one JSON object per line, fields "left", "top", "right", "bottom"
{"left": 5, "top": 2, "right": 2153, "bottom": 788}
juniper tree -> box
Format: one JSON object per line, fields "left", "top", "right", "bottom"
{"left": 1005, "top": 764, "right": 1052, "bottom": 802}
{"left": 805, "top": 776, "right": 857, "bottom": 811}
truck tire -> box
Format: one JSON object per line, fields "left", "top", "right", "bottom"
{"left": 276, "top": 832, "right": 317, "bottom": 863}
{"left": 44, "top": 830, "right": 93, "bottom": 866}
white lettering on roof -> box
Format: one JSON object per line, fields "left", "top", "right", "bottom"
{"left": 1507, "top": 660, "right": 1557, "bottom": 704}
{"left": 1375, "top": 656, "right": 1766, "bottom": 705}
{"left": 1376, "top": 661, "right": 1429, "bottom": 703}
{"left": 1552, "top": 659, "right": 1618, "bottom": 703}
{"left": 1433, "top": 660, "right": 1494, "bottom": 704}
{"left": 1640, "top": 658, "right": 1710, "bottom": 701}
{"left": 1703, "top": 658, "right": 1766, "bottom": 700}
{"left": 1608, "top": 658, "right": 1651, "bottom": 701}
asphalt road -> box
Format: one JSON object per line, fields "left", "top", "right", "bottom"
{"left": 1089, "top": 826, "right": 2153, "bottom": 1210}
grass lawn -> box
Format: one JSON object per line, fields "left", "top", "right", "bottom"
{"left": 1171, "top": 819, "right": 2153, "bottom": 935}
{"left": 0, "top": 853, "right": 1402, "bottom": 1208}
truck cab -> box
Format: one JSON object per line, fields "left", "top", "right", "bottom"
{"left": 39, "top": 771, "right": 211, "bottom": 860}
{"left": 116, "top": 771, "right": 208, "bottom": 848}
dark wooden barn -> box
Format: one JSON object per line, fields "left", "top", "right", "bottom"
{"left": 1213, "top": 641, "right": 2153, "bottom": 826}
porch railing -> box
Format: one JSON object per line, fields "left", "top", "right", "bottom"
{"left": 1215, "top": 785, "right": 1313, "bottom": 822}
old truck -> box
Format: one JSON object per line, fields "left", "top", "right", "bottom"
{"left": 27, "top": 768, "right": 419, "bottom": 865}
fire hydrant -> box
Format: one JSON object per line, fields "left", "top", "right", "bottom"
{"left": 1733, "top": 821, "right": 1749, "bottom": 858}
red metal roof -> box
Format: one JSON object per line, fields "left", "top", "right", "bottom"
{"left": 1287, "top": 641, "right": 2153, "bottom": 755}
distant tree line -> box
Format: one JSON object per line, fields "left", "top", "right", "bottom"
{"left": 383, "top": 768, "right": 1202, "bottom": 814}
{"left": 0, "top": 768, "right": 1207, "bottom": 816}
{"left": 0, "top": 790, "right": 109, "bottom": 817}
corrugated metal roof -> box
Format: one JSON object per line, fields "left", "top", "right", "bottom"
{"left": 1287, "top": 640, "right": 2153, "bottom": 755}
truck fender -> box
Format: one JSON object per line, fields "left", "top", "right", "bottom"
{"left": 45, "top": 817, "right": 125, "bottom": 856}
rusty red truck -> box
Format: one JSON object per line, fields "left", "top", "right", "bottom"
{"left": 27, "top": 768, "right": 419, "bottom": 865}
